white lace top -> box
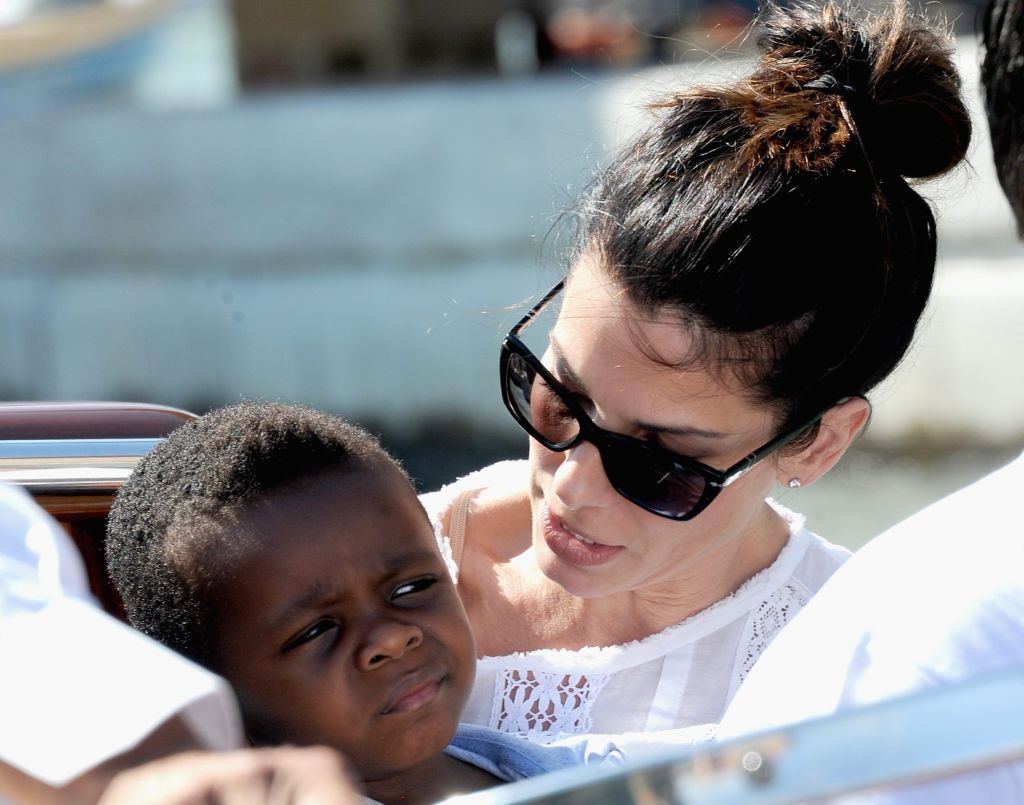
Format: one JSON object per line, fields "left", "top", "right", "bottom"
{"left": 420, "top": 460, "right": 851, "bottom": 744}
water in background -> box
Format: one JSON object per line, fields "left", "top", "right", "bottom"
{"left": 2, "top": 0, "right": 1022, "bottom": 554}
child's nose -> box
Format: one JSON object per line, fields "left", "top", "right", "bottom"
{"left": 356, "top": 620, "right": 424, "bottom": 670}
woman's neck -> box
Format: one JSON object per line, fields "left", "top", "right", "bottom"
{"left": 363, "top": 753, "right": 501, "bottom": 805}
{"left": 465, "top": 501, "right": 793, "bottom": 653}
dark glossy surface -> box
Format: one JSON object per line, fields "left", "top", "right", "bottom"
{"left": 0, "top": 401, "right": 195, "bottom": 439}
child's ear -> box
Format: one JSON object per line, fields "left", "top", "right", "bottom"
{"left": 776, "top": 397, "right": 871, "bottom": 488}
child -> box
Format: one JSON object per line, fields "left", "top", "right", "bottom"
{"left": 106, "top": 402, "right": 678, "bottom": 805}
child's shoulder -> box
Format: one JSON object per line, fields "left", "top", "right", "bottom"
{"left": 445, "top": 722, "right": 716, "bottom": 784}
{"left": 444, "top": 723, "right": 601, "bottom": 782}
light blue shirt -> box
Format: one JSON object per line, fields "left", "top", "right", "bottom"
{"left": 446, "top": 723, "right": 627, "bottom": 781}
{"left": 446, "top": 722, "right": 710, "bottom": 782}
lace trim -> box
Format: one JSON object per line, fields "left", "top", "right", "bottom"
{"left": 738, "top": 582, "right": 811, "bottom": 683}
{"left": 490, "top": 669, "right": 610, "bottom": 743}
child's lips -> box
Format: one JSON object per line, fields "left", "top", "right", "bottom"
{"left": 381, "top": 670, "right": 445, "bottom": 715}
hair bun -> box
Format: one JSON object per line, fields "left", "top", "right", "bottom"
{"left": 749, "top": 1, "right": 970, "bottom": 179}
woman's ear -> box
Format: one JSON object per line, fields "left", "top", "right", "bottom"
{"left": 777, "top": 397, "right": 871, "bottom": 487}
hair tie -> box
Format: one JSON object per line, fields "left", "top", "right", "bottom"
{"left": 802, "top": 73, "right": 858, "bottom": 97}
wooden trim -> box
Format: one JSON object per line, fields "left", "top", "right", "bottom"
{"left": 1, "top": 401, "right": 197, "bottom": 617}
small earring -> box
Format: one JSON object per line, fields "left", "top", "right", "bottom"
{"left": 787, "top": 478, "right": 802, "bottom": 488}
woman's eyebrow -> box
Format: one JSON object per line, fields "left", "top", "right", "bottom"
{"left": 549, "top": 336, "right": 728, "bottom": 440}
{"left": 636, "top": 420, "right": 728, "bottom": 440}
{"left": 548, "top": 337, "right": 588, "bottom": 392}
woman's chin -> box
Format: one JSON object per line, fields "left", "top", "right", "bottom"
{"left": 533, "top": 538, "right": 624, "bottom": 599}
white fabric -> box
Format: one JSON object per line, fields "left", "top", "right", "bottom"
{"left": 0, "top": 483, "right": 92, "bottom": 614}
{"left": 0, "top": 482, "right": 243, "bottom": 786}
{"left": 421, "top": 460, "right": 851, "bottom": 742}
{"left": 717, "top": 451, "right": 1024, "bottom": 803}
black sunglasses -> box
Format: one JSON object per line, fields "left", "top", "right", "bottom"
{"left": 499, "top": 281, "right": 827, "bottom": 521}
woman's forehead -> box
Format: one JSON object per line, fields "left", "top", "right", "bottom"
{"left": 555, "top": 258, "right": 773, "bottom": 427}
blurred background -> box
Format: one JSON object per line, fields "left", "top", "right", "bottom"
{"left": 1, "top": 0, "right": 1021, "bottom": 550}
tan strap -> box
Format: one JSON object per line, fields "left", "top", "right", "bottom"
{"left": 447, "top": 488, "right": 475, "bottom": 569}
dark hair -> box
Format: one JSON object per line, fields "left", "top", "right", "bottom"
{"left": 106, "top": 401, "right": 407, "bottom": 662}
{"left": 981, "top": 0, "right": 1024, "bottom": 232}
{"left": 568, "top": 1, "right": 970, "bottom": 429}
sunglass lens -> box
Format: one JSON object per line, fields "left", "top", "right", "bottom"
{"left": 505, "top": 352, "right": 580, "bottom": 449}
{"left": 601, "top": 440, "right": 707, "bottom": 519}
{"left": 504, "top": 347, "right": 708, "bottom": 520}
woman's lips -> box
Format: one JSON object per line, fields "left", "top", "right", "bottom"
{"left": 541, "top": 507, "right": 623, "bottom": 567}
{"left": 382, "top": 674, "right": 443, "bottom": 715}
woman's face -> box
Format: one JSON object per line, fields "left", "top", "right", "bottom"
{"left": 527, "top": 254, "right": 791, "bottom": 599}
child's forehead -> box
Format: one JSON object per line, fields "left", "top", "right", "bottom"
{"left": 209, "top": 479, "right": 445, "bottom": 617}
{"left": 237, "top": 465, "right": 437, "bottom": 556}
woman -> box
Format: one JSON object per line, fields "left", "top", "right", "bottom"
{"left": 422, "top": 0, "right": 971, "bottom": 741}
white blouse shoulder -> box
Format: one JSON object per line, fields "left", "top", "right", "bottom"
{"left": 421, "top": 460, "right": 851, "bottom": 742}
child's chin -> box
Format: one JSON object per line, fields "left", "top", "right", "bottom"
{"left": 360, "top": 717, "right": 461, "bottom": 777}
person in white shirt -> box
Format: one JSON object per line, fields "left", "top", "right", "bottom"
{"left": 717, "top": 456, "right": 1024, "bottom": 801}
{"left": 716, "top": 2, "right": 1024, "bottom": 800}
{"left": 421, "top": 0, "right": 972, "bottom": 743}
{"left": 0, "top": 480, "right": 360, "bottom": 804}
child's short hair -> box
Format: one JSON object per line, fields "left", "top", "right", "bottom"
{"left": 106, "top": 400, "right": 407, "bottom": 662}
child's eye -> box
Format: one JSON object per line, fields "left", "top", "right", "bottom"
{"left": 282, "top": 618, "right": 339, "bottom": 652}
{"left": 390, "top": 577, "right": 437, "bottom": 600}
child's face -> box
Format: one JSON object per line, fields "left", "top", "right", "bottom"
{"left": 205, "top": 464, "right": 476, "bottom": 782}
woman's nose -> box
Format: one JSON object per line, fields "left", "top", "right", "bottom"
{"left": 356, "top": 620, "right": 424, "bottom": 670}
{"left": 548, "top": 438, "right": 615, "bottom": 512}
